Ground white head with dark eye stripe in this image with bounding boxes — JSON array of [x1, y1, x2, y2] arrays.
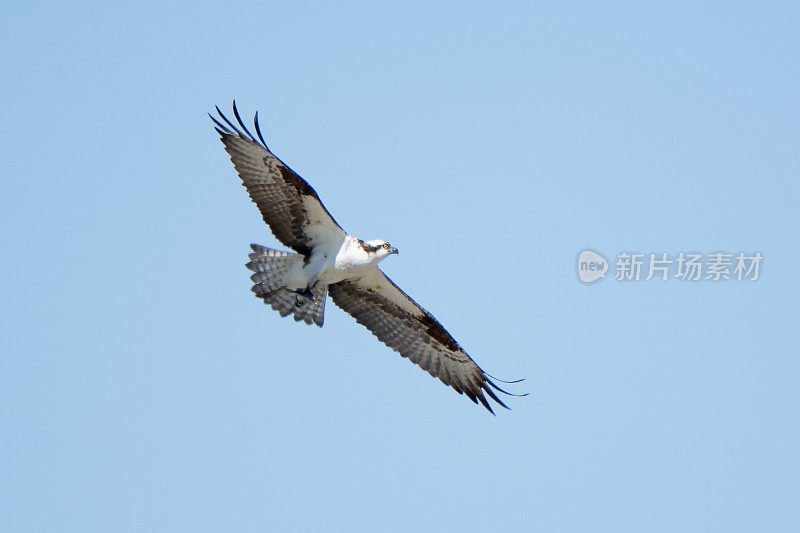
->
[[359, 239, 399, 261]]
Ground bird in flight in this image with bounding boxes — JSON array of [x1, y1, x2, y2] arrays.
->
[[211, 102, 525, 413]]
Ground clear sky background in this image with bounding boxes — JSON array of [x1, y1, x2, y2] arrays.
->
[[2, 2, 798, 531]]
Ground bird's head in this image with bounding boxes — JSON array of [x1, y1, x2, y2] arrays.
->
[[360, 239, 399, 262]]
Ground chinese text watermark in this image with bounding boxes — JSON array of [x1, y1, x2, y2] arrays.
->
[[578, 250, 762, 283]]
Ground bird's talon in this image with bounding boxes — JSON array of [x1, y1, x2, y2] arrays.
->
[[294, 284, 316, 305]]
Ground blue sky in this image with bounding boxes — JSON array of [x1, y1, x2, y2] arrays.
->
[[2, 1, 798, 531]]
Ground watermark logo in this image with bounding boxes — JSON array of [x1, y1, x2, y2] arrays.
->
[[577, 250, 609, 283], [577, 250, 763, 283]]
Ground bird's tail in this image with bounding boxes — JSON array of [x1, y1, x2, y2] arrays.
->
[[245, 244, 327, 327]]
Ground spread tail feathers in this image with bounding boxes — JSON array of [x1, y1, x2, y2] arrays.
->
[[245, 244, 327, 327]]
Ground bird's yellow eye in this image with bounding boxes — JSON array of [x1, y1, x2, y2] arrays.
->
[[383, 243, 390, 249]]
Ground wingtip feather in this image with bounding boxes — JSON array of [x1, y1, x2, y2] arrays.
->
[[485, 372, 526, 384], [483, 386, 511, 411], [232, 100, 259, 143], [216, 104, 244, 137], [253, 111, 270, 150], [486, 377, 529, 398], [477, 393, 496, 415]]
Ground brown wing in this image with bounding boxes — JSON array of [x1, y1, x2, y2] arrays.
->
[[211, 102, 345, 257], [328, 269, 524, 414]]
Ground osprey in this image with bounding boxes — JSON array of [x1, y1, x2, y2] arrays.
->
[[211, 102, 524, 414]]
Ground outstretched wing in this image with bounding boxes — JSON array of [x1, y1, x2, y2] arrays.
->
[[328, 270, 524, 414], [211, 101, 346, 257]]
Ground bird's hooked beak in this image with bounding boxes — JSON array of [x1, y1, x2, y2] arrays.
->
[[389, 246, 399, 255]]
